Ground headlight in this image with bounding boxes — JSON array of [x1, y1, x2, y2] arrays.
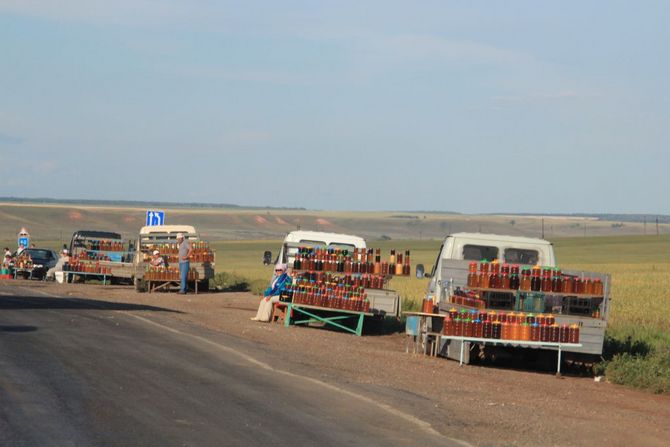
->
[[34, 264, 43, 268]]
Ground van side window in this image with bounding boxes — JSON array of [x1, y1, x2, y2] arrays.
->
[[462, 245, 499, 261], [505, 248, 539, 265]]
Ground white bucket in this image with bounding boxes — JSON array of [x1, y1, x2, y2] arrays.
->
[[55, 271, 65, 284]]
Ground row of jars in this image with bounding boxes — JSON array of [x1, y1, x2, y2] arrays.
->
[[443, 317, 580, 344], [79, 251, 111, 261], [83, 240, 126, 252], [468, 262, 604, 296], [447, 307, 557, 325], [292, 247, 411, 276], [144, 266, 199, 281], [296, 272, 386, 290], [288, 285, 371, 312], [63, 262, 111, 274]]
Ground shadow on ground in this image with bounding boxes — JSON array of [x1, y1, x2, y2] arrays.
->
[[0, 295, 182, 313]]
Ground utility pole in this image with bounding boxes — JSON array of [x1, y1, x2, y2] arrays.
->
[[541, 217, 545, 239]]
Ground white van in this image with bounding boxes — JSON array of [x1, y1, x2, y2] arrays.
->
[[421, 232, 609, 360], [275, 230, 399, 318]]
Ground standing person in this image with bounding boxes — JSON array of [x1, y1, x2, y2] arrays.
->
[[176, 233, 192, 294], [251, 264, 291, 322], [46, 249, 70, 280]]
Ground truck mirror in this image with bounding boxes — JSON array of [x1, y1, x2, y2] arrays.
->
[[416, 264, 425, 279], [263, 250, 272, 265]]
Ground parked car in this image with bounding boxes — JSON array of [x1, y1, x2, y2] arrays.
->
[[16, 248, 59, 279]]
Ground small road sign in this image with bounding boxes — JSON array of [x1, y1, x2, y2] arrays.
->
[[146, 210, 165, 226]]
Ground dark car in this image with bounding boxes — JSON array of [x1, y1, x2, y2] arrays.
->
[[15, 248, 59, 280]]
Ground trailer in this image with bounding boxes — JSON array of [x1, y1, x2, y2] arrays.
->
[[133, 225, 215, 292], [68, 230, 135, 283]]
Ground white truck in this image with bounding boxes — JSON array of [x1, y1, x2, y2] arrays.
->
[[133, 225, 215, 292], [420, 232, 610, 363], [274, 230, 401, 318]]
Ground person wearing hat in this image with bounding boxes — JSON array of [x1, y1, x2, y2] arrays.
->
[[150, 249, 165, 267], [176, 233, 192, 294], [251, 263, 291, 322]]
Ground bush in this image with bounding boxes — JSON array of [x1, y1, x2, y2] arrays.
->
[[597, 327, 670, 394], [209, 272, 269, 295], [209, 272, 250, 292]]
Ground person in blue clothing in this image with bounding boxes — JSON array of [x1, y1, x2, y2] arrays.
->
[[251, 263, 291, 322]]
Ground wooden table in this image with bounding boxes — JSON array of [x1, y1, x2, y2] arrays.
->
[[285, 303, 373, 336], [440, 335, 582, 374]]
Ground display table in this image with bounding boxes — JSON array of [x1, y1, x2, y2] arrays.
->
[[440, 335, 582, 374], [66, 271, 109, 285], [284, 303, 373, 336], [403, 311, 444, 354], [147, 279, 198, 295], [13, 268, 36, 280]]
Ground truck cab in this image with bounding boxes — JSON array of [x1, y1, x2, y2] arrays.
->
[[426, 232, 556, 302]]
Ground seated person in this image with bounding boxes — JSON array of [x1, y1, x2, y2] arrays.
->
[[251, 263, 291, 322], [150, 250, 165, 267]]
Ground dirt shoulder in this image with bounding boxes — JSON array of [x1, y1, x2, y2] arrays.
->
[[3, 279, 669, 446]]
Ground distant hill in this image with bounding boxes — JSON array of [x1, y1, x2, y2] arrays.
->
[[0, 197, 306, 211], [1, 200, 668, 243]]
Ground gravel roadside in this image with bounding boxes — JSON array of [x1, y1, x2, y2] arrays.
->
[[3, 280, 669, 446]]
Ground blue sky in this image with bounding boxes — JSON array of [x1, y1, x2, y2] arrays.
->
[[0, 1, 668, 213]]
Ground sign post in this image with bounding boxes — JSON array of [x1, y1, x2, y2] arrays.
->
[[17, 227, 30, 249], [145, 210, 165, 227]]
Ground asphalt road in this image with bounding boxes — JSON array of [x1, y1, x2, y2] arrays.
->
[[0, 285, 463, 447]]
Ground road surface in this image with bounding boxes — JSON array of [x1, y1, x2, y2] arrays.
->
[[0, 285, 463, 446]]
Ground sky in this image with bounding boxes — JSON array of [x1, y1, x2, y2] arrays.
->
[[0, 1, 668, 213]]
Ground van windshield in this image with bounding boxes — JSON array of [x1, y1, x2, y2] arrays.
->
[[462, 244, 499, 261], [504, 248, 539, 265]]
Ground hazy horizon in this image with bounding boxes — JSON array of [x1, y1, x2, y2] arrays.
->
[[1, 1, 668, 214]]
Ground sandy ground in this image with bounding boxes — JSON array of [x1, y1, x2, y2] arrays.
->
[[2, 279, 669, 446]]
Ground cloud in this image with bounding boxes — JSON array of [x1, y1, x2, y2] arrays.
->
[[366, 33, 533, 66], [172, 66, 308, 85], [0, 0, 195, 27], [0, 132, 23, 145], [36, 160, 59, 174], [492, 90, 584, 103]]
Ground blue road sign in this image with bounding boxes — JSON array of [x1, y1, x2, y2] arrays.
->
[[18, 236, 29, 248], [145, 210, 165, 226]]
